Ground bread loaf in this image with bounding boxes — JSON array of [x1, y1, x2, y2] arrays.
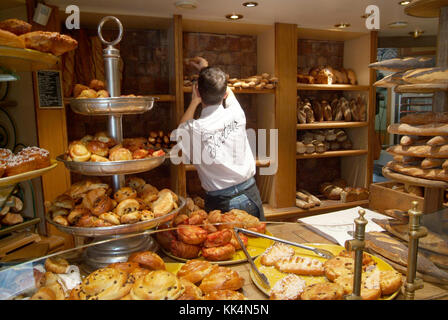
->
[[402, 67, 448, 84], [296, 141, 306, 154], [0, 29, 24, 48], [346, 69, 357, 85], [311, 100, 324, 122], [299, 189, 321, 206], [323, 101, 332, 121], [387, 144, 448, 158], [0, 19, 32, 36], [392, 155, 422, 165]]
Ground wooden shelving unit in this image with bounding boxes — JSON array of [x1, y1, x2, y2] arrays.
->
[[296, 149, 368, 159], [297, 121, 368, 130], [183, 86, 275, 95], [0, 46, 60, 72], [296, 84, 370, 91], [263, 199, 369, 220]]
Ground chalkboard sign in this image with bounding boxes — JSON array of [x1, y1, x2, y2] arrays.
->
[[36, 70, 63, 109]]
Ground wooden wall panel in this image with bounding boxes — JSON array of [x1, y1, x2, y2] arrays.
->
[[26, 0, 73, 248], [273, 23, 297, 208], [169, 15, 186, 197]]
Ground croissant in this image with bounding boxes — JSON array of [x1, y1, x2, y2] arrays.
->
[[199, 266, 244, 293], [128, 270, 185, 300]]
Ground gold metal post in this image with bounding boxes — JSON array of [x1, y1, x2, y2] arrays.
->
[[344, 209, 368, 300], [404, 201, 427, 300]]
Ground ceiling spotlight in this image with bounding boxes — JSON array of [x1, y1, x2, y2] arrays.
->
[[410, 30, 424, 38], [226, 13, 244, 20], [398, 1, 411, 5], [243, 2, 258, 7], [175, 0, 198, 9], [388, 21, 408, 28], [334, 23, 351, 29]]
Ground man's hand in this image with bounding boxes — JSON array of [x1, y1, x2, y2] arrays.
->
[[179, 83, 201, 125], [191, 83, 202, 106], [189, 56, 209, 72]]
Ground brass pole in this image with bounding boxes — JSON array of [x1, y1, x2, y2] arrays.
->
[[345, 209, 368, 300], [404, 201, 427, 300]]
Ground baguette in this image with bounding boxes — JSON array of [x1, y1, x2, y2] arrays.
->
[[295, 198, 314, 209], [400, 112, 448, 125], [295, 191, 309, 202], [368, 57, 435, 72], [388, 123, 448, 136], [427, 136, 448, 146], [299, 189, 321, 206], [386, 161, 448, 182], [421, 158, 444, 169], [392, 155, 422, 165], [402, 67, 448, 84], [387, 144, 448, 158]]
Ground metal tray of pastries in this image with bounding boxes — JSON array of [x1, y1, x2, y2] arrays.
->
[[46, 196, 185, 237], [56, 154, 166, 176], [69, 96, 157, 116]]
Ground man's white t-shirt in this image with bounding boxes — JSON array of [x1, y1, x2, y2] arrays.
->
[[176, 94, 256, 192]]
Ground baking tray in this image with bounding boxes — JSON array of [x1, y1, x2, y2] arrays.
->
[[46, 196, 185, 237], [68, 96, 157, 116], [0, 160, 58, 187], [56, 154, 166, 176], [250, 243, 401, 300]]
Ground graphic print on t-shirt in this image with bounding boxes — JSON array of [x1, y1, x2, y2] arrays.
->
[[203, 119, 239, 160]]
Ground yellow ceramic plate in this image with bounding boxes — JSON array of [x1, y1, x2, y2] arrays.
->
[[162, 231, 274, 265], [0, 160, 58, 187], [250, 243, 401, 300]]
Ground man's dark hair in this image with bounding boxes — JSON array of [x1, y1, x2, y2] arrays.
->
[[197, 67, 227, 106]]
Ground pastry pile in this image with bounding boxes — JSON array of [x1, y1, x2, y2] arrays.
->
[[47, 177, 179, 227], [184, 73, 278, 91], [157, 208, 266, 261], [0, 147, 51, 178], [0, 193, 24, 227], [0, 18, 77, 55], [296, 129, 353, 155], [262, 245, 402, 300], [297, 95, 367, 124], [31, 252, 246, 300], [65, 131, 169, 163], [297, 66, 357, 85]]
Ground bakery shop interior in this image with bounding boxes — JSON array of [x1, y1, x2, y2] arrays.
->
[[0, 0, 447, 302]]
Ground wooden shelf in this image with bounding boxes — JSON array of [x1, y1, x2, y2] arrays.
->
[[297, 83, 370, 91], [0, 46, 60, 72], [185, 159, 271, 171], [183, 86, 275, 94], [264, 199, 369, 220], [297, 121, 368, 130], [296, 149, 368, 159], [0, 218, 40, 237]]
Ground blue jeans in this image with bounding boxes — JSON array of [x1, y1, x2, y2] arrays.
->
[[204, 177, 265, 221]]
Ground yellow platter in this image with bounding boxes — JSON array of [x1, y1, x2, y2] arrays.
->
[[161, 231, 274, 265], [0, 160, 58, 187], [250, 243, 401, 300], [165, 262, 185, 275]]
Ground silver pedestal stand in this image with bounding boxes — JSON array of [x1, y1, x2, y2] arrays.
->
[[53, 16, 181, 272]]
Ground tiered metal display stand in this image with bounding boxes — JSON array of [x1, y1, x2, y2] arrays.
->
[[50, 16, 184, 272], [382, 0, 448, 234]]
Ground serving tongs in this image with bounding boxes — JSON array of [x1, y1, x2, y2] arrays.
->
[[233, 228, 270, 289], [234, 227, 335, 259]]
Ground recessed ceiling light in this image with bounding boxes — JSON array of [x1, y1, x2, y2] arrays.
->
[[410, 30, 424, 38], [175, 0, 198, 9], [388, 21, 408, 28], [243, 1, 258, 7], [226, 13, 244, 20], [334, 23, 350, 29], [398, 1, 411, 5]]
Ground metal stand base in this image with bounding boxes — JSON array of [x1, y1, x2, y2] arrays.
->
[[81, 234, 159, 273]]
